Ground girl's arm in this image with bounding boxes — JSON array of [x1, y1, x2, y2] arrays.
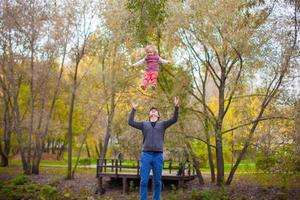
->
[[159, 57, 170, 64], [131, 58, 145, 67]]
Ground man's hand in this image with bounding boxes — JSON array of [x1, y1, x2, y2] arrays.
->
[[174, 96, 179, 107], [129, 101, 139, 109]]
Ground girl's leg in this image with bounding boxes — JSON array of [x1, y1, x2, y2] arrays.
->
[[142, 72, 151, 90], [150, 72, 158, 89]]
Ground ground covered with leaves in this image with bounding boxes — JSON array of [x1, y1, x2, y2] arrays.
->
[[0, 166, 299, 200]]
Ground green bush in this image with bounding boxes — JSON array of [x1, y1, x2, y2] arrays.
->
[[294, 159, 300, 171], [256, 156, 276, 172], [201, 189, 220, 200], [129, 180, 138, 192], [166, 185, 184, 200], [0, 179, 60, 200], [48, 178, 61, 187], [61, 187, 73, 200], [188, 188, 201, 200], [1, 187, 13, 198], [12, 174, 28, 186], [276, 191, 289, 200], [40, 185, 58, 199], [100, 197, 113, 200], [0, 184, 24, 200], [256, 146, 300, 173], [236, 196, 248, 200], [130, 193, 139, 200], [24, 183, 39, 194], [78, 187, 93, 199], [200, 188, 229, 200], [0, 181, 3, 189]]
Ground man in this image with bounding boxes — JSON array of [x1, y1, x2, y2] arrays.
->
[[128, 97, 179, 200]]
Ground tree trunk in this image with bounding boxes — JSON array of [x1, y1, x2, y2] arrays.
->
[[215, 71, 226, 186], [32, 44, 67, 174], [186, 142, 204, 185], [215, 126, 224, 185], [0, 97, 12, 167], [86, 142, 91, 158], [66, 58, 80, 179], [226, 105, 268, 184], [46, 139, 51, 153], [54, 140, 59, 154], [51, 139, 56, 154], [202, 69, 215, 183], [32, 155, 41, 174], [0, 155, 8, 167], [71, 108, 102, 178], [295, 100, 300, 155], [99, 114, 113, 163], [32, 136, 45, 175], [202, 90, 215, 182], [12, 78, 31, 174], [67, 86, 76, 179], [57, 142, 66, 160], [95, 142, 101, 157], [99, 94, 115, 165], [27, 36, 35, 175], [206, 132, 215, 183], [31, 135, 43, 175]]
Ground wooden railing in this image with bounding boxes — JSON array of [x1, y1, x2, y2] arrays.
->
[[96, 159, 195, 177]]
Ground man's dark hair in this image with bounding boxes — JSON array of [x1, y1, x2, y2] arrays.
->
[[149, 107, 159, 112], [149, 107, 160, 120], [149, 107, 160, 113]]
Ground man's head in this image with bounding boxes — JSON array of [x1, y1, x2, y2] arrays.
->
[[149, 107, 160, 122]]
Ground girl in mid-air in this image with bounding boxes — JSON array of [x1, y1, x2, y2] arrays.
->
[[131, 45, 171, 90]]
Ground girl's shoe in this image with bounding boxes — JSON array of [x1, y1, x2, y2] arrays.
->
[[141, 85, 146, 90]]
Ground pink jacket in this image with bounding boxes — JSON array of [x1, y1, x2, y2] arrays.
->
[[132, 55, 169, 72]]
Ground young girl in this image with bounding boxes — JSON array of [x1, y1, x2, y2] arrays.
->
[[131, 45, 171, 90]]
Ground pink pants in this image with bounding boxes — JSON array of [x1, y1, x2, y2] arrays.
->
[[142, 71, 158, 88]]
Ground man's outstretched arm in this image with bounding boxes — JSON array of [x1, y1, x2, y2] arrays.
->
[[128, 101, 143, 130], [163, 97, 180, 129]]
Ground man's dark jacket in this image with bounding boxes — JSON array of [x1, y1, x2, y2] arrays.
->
[[128, 106, 179, 152]]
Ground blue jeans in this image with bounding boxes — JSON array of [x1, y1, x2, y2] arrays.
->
[[140, 152, 163, 200]]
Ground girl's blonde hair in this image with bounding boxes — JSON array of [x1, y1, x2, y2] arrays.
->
[[145, 45, 158, 55]]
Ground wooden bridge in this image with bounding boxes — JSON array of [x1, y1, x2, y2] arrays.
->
[[96, 159, 196, 194]]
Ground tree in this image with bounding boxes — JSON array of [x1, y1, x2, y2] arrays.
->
[[64, 0, 100, 179], [173, 0, 298, 185], [127, 0, 168, 46]]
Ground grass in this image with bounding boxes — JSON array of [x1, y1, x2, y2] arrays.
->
[[0, 165, 96, 177], [235, 172, 300, 187], [8, 158, 257, 174], [1, 164, 298, 185], [10, 159, 67, 166]]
